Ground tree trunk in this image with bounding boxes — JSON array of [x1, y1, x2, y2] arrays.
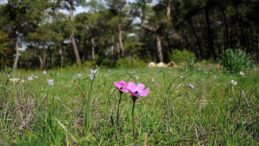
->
[[69, 3, 81, 65], [117, 43, 120, 55], [59, 47, 64, 68], [118, 24, 124, 56], [39, 50, 46, 69], [91, 38, 95, 60], [166, 0, 172, 19], [71, 33, 81, 65], [13, 36, 19, 71], [221, 9, 229, 49], [155, 33, 163, 62], [188, 19, 202, 59], [110, 36, 114, 55], [204, 7, 216, 59], [257, 35, 259, 63]]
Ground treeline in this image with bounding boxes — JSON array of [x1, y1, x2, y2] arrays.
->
[[0, 0, 258, 69]]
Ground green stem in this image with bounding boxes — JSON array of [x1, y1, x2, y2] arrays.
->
[[116, 93, 122, 126], [84, 71, 97, 135], [132, 98, 136, 143]]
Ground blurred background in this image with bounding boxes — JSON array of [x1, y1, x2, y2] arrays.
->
[[0, 0, 258, 70]]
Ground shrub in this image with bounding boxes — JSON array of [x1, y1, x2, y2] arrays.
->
[[83, 60, 96, 68], [116, 57, 146, 68], [99, 57, 117, 68], [219, 49, 253, 73], [170, 49, 196, 64]]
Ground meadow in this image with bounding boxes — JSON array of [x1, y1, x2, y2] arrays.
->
[[0, 65, 258, 146]]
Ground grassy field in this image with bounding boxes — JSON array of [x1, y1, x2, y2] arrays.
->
[[0, 65, 258, 145]]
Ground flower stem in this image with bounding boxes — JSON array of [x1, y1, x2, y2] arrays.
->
[[132, 98, 136, 143], [116, 93, 122, 126]]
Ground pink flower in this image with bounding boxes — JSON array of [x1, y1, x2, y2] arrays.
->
[[127, 82, 149, 100], [114, 80, 128, 93]]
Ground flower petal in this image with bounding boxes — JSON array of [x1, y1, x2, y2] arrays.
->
[[114, 81, 119, 87], [127, 82, 136, 92], [119, 80, 127, 86], [140, 88, 149, 97], [136, 83, 145, 91]]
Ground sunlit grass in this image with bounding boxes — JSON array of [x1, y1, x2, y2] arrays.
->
[[0, 65, 258, 145]]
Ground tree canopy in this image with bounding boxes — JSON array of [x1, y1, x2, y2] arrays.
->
[[0, 0, 258, 69]]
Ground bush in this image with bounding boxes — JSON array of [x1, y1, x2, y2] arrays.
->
[[219, 49, 253, 73], [116, 57, 146, 68], [170, 49, 196, 64], [83, 60, 96, 68], [99, 57, 117, 68]]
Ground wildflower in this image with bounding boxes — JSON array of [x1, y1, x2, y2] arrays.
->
[[43, 70, 47, 74], [90, 68, 98, 75], [188, 83, 194, 89], [9, 78, 25, 83], [114, 80, 128, 93], [114, 80, 128, 127], [127, 82, 150, 101], [74, 73, 83, 79], [230, 80, 237, 86], [28, 76, 34, 81], [77, 73, 82, 78], [89, 68, 98, 80], [9, 78, 20, 83], [240, 71, 245, 76], [151, 77, 155, 82], [127, 81, 149, 142], [47, 79, 54, 86]]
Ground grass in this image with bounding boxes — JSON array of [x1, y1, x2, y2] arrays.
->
[[0, 65, 258, 145]]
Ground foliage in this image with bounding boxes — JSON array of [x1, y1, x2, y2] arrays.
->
[[0, 30, 13, 68], [116, 57, 146, 68], [83, 60, 96, 68], [0, 0, 259, 68], [219, 49, 253, 73], [170, 49, 196, 64]]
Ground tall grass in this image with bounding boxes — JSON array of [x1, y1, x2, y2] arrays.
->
[[0, 66, 258, 145]]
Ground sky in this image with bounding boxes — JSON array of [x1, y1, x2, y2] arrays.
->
[[0, 0, 143, 15]]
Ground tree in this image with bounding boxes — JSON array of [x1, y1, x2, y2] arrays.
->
[[0, 0, 50, 70], [55, 0, 89, 65]]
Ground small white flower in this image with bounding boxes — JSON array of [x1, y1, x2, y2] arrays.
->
[[239, 71, 245, 76], [230, 80, 237, 86], [90, 69, 98, 75], [188, 83, 194, 89], [47, 79, 54, 86], [9, 78, 24, 83], [28, 76, 34, 81], [77, 73, 82, 78], [89, 74, 94, 80], [43, 70, 47, 74], [89, 68, 98, 80], [9, 78, 20, 82]]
